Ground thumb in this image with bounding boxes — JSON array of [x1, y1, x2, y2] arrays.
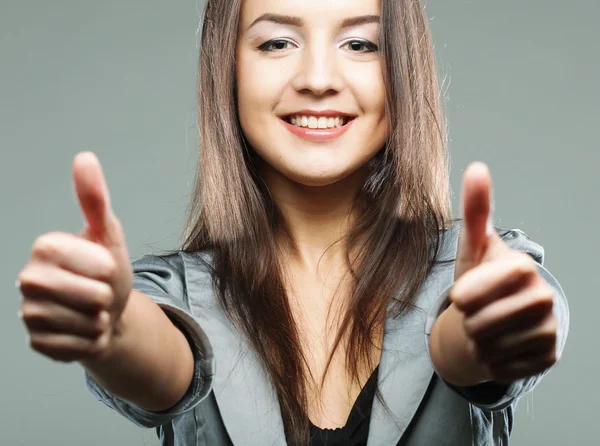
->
[[72, 152, 126, 254], [454, 162, 495, 281]]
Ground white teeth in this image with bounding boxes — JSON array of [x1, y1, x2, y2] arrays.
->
[[287, 115, 349, 129]]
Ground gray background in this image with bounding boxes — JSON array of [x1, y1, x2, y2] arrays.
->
[[1, 0, 596, 444]]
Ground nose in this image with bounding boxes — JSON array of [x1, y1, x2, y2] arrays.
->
[[291, 41, 343, 96]]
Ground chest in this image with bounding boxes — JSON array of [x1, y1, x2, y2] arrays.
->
[[284, 269, 382, 429]]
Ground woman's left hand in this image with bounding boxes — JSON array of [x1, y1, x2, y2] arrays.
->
[[448, 162, 558, 384]]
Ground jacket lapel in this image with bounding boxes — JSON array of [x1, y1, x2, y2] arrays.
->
[[367, 225, 458, 446], [183, 253, 287, 446]]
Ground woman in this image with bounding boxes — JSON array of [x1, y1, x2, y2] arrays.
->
[[17, 0, 569, 444]]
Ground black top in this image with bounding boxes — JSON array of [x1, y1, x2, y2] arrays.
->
[[309, 365, 379, 446]]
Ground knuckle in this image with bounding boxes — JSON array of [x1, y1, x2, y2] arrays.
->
[[98, 257, 118, 282], [524, 287, 554, 313], [16, 269, 26, 288], [32, 233, 63, 260], [21, 303, 46, 322], [536, 286, 555, 305], [89, 333, 110, 357], [28, 334, 44, 351], [91, 317, 108, 336], [511, 253, 536, 276], [542, 316, 558, 336], [17, 269, 38, 290], [91, 283, 115, 310], [448, 284, 465, 306], [91, 326, 105, 338], [16, 271, 30, 291]]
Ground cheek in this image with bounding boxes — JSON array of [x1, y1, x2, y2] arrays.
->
[[346, 65, 387, 119], [236, 52, 266, 127], [236, 58, 262, 128], [236, 53, 287, 123]]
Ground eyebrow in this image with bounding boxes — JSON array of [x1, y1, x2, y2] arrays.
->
[[247, 14, 380, 31]]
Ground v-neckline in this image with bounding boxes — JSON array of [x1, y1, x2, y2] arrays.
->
[[309, 364, 380, 432]]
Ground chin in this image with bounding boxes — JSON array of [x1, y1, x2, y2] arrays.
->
[[289, 175, 345, 188], [282, 164, 364, 188], [253, 144, 376, 189]]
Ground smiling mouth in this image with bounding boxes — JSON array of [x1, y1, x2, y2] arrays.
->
[[281, 115, 355, 129]]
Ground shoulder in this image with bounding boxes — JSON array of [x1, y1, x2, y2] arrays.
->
[[132, 250, 215, 275], [130, 250, 215, 303], [495, 227, 544, 264], [438, 222, 544, 265]]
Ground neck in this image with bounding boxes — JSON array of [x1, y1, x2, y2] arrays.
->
[[261, 162, 367, 273]]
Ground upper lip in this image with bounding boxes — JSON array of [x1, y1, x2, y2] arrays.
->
[[279, 109, 357, 118]]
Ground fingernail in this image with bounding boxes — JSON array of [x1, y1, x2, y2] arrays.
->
[[15, 279, 20, 289], [17, 310, 23, 319]]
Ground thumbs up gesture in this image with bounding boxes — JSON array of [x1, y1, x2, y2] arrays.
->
[[445, 162, 558, 384], [17, 152, 133, 362]]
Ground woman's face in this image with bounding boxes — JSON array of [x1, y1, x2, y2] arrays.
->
[[236, 0, 388, 188]]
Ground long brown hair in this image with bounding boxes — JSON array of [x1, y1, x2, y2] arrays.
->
[[161, 0, 455, 444]]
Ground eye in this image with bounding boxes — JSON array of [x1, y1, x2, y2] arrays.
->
[[342, 39, 379, 53], [258, 39, 296, 52]]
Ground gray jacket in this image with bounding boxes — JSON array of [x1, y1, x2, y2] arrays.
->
[[84, 224, 569, 445]]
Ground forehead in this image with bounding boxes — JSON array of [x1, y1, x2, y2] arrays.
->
[[239, 0, 381, 27]]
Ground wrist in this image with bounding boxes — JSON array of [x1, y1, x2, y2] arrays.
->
[[430, 303, 490, 387]]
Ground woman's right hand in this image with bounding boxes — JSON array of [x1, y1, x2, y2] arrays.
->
[[17, 152, 134, 363]]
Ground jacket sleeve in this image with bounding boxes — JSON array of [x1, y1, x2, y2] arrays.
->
[[425, 228, 570, 411], [83, 253, 215, 427]]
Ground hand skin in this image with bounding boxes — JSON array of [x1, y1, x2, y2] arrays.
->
[[18, 151, 195, 413], [429, 162, 558, 389], [429, 302, 491, 387], [429, 267, 557, 388]]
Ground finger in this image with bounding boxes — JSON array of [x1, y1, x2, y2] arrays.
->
[[21, 298, 110, 339], [463, 284, 554, 341], [470, 314, 557, 363], [450, 253, 538, 314], [455, 162, 493, 280], [71, 152, 132, 300], [488, 349, 557, 383], [30, 232, 117, 282], [28, 330, 111, 363], [18, 263, 114, 314], [72, 152, 124, 251]]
